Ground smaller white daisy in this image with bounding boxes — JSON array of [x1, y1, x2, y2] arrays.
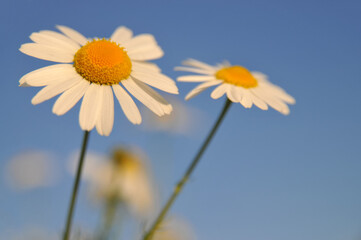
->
[[19, 26, 178, 136], [175, 59, 295, 115]]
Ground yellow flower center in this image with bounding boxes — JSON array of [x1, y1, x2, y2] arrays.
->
[[112, 149, 141, 174], [215, 66, 258, 88], [73, 39, 132, 85]]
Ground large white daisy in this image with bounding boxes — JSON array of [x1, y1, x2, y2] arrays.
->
[[176, 59, 295, 115], [19, 26, 178, 136]]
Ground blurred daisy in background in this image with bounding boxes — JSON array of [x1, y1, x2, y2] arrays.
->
[[4, 150, 59, 191], [68, 147, 155, 219], [176, 59, 295, 115], [141, 97, 205, 136], [19, 25, 178, 136], [151, 217, 196, 240]]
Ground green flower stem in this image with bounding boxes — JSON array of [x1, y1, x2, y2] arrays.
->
[[143, 99, 232, 240], [63, 130, 90, 240]]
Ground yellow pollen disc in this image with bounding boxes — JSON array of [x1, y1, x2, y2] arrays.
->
[[215, 66, 258, 88], [112, 150, 141, 174], [73, 39, 132, 85]]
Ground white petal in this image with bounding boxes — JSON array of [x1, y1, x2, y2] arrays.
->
[[133, 79, 172, 114], [185, 80, 222, 100], [220, 60, 231, 67], [19, 82, 31, 87], [128, 46, 164, 60], [31, 75, 81, 105], [38, 30, 80, 47], [181, 59, 216, 71], [262, 82, 296, 104], [123, 34, 157, 49], [132, 61, 161, 73], [95, 85, 114, 136], [131, 71, 178, 94], [174, 66, 215, 75], [251, 71, 269, 83], [56, 25, 88, 46], [122, 78, 171, 116], [52, 79, 90, 115], [110, 26, 133, 45], [177, 75, 215, 82], [239, 89, 253, 108], [19, 43, 74, 63], [250, 93, 268, 110], [79, 84, 102, 131], [211, 84, 228, 99], [20, 64, 76, 87], [229, 86, 242, 102], [30, 31, 80, 53], [225, 83, 242, 102], [252, 88, 290, 115], [112, 84, 142, 124], [252, 71, 295, 104]]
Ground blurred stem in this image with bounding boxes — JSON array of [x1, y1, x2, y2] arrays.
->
[[98, 195, 119, 240], [142, 99, 232, 240], [63, 131, 90, 240]]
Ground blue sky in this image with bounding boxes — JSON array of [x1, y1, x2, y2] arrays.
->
[[1, 0, 361, 239]]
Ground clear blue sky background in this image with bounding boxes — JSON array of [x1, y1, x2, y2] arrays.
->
[[1, 0, 361, 239]]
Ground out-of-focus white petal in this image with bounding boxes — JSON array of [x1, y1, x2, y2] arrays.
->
[[177, 75, 215, 82], [250, 93, 268, 110], [210, 84, 228, 99], [175, 66, 215, 75], [239, 89, 253, 108], [112, 84, 142, 124], [181, 58, 215, 71], [252, 87, 290, 115], [226, 85, 242, 102], [251, 71, 269, 82], [261, 82, 296, 104], [185, 80, 222, 101]]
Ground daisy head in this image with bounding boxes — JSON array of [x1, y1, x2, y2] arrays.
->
[[79, 148, 154, 218], [19, 26, 178, 136], [175, 59, 295, 115]]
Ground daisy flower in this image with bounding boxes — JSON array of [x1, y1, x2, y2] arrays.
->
[[19, 26, 178, 136], [175, 59, 295, 115], [69, 148, 154, 218]]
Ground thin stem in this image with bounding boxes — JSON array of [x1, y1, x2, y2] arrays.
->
[[63, 131, 90, 240], [143, 99, 232, 240]]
